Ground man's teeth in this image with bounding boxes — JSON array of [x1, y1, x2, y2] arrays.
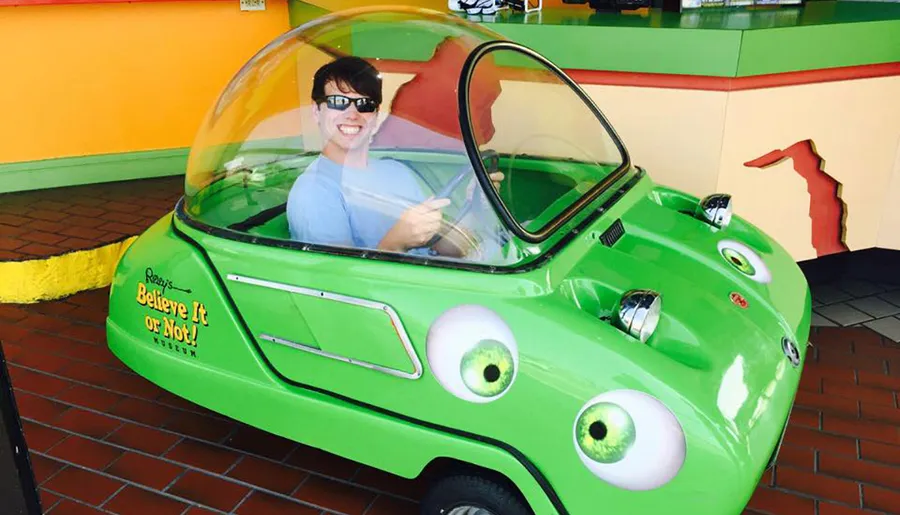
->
[[339, 125, 360, 135]]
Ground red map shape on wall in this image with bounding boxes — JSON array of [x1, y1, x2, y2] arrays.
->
[[744, 140, 849, 257], [372, 36, 503, 151]]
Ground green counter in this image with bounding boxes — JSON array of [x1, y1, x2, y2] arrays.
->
[[289, 1, 900, 77]]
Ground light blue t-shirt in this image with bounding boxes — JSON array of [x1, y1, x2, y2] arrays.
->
[[286, 155, 429, 253], [286, 154, 512, 261]]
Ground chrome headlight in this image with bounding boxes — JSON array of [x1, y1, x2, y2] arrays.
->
[[616, 290, 662, 343], [696, 194, 732, 228]]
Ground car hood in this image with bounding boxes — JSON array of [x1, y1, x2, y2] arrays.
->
[[554, 185, 811, 447]]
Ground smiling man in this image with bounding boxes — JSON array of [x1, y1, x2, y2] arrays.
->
[[286, 56, 502, 259]]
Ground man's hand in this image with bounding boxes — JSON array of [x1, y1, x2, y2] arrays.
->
[[466, 172, 505, 201], [490, 171, 505, 191], [378, 197, 451, 252]]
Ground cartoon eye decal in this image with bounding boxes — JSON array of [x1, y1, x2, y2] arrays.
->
[[426, 305, 518, 403], [460, 339, 515, 397], [574, 390, 685, 491], [575, 402, 636, 464], [722, 247, 755, 276], [717, 240, 771, 284]]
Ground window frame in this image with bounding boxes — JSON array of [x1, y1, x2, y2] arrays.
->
[[457, 40, 632, 244]]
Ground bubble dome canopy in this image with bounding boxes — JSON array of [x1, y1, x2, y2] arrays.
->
[[180, 6, 632, 269]]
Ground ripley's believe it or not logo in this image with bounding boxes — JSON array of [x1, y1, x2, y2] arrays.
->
[[135, 268, 208, 359]]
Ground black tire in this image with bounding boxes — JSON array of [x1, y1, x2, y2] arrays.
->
[[420, 474, 533, 515]]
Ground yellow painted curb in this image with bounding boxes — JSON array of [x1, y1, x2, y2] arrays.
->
[[0, 237, 137, 304]]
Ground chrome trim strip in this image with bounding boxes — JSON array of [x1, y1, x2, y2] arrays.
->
[[226, 274, 423, 380], [259, 333, 420, 380]]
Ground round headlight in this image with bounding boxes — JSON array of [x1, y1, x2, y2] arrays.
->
[[697, 194, 732, 228], [616, 290, 662, 343]]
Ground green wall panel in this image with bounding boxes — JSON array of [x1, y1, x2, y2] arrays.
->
[[737, 19, 900, 77], [0, 148, 189, 194], [349, 21, 464, 62], [289, 1, 900, 78], [490, 24, 742, 76], [288, 0, 329, 29]]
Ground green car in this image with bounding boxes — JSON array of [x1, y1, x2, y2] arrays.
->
[[106, 7, 811, 515]]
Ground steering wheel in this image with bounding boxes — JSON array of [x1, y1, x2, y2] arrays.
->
[[418, 163, 477, 250], [415, 150, 501, 251]]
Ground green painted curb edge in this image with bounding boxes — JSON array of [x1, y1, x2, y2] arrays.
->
[[0, 148, 189, 194]]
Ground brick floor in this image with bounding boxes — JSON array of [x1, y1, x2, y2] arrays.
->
[[0, 177, 182, 261], [1, 288, 426, 515], [0, 287, 897, 514]]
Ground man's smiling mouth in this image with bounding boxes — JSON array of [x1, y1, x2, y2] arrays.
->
[[338, 124, 361, 136]]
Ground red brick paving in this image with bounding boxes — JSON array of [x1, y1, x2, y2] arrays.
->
[[1, 288, 427, 515], [0, 177, 182, 261], [0, 289, 898, 514]]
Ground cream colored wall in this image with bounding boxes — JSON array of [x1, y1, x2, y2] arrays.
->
[[582, 84, 728, 197], [717, 76, 900, 261], [877, 137, 900, 250], [484, 81, 624, 165]]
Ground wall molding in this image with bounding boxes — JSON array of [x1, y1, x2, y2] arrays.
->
[[0, 147, 189, 194]]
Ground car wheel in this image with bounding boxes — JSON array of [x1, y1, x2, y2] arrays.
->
[[420, 474, 533, 515]]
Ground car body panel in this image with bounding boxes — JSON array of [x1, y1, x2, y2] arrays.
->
[[108, 163, 810, 514], [108, 214, 561, 515]]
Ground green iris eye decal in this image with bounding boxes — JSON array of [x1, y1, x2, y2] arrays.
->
[[717, 239, 772, 284], [575, 402, 636, 463], [574, 390, 686, 491], [722, 248, 756, 276], [427, 305, 519, 403], [460, 339, 515, 398]]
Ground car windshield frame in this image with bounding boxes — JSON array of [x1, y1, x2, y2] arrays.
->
[[457, 40, 633, 244]]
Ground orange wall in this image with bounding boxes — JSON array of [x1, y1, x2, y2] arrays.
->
[[0, 0, 290, 164]]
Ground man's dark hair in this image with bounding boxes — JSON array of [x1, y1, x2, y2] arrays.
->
[[311, 56, 382, 107]]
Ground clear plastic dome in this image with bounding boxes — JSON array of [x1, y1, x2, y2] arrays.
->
[[182, 6, 630, 268]]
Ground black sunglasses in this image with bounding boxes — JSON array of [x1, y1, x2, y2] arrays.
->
[[319, 95, 379, 113]]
